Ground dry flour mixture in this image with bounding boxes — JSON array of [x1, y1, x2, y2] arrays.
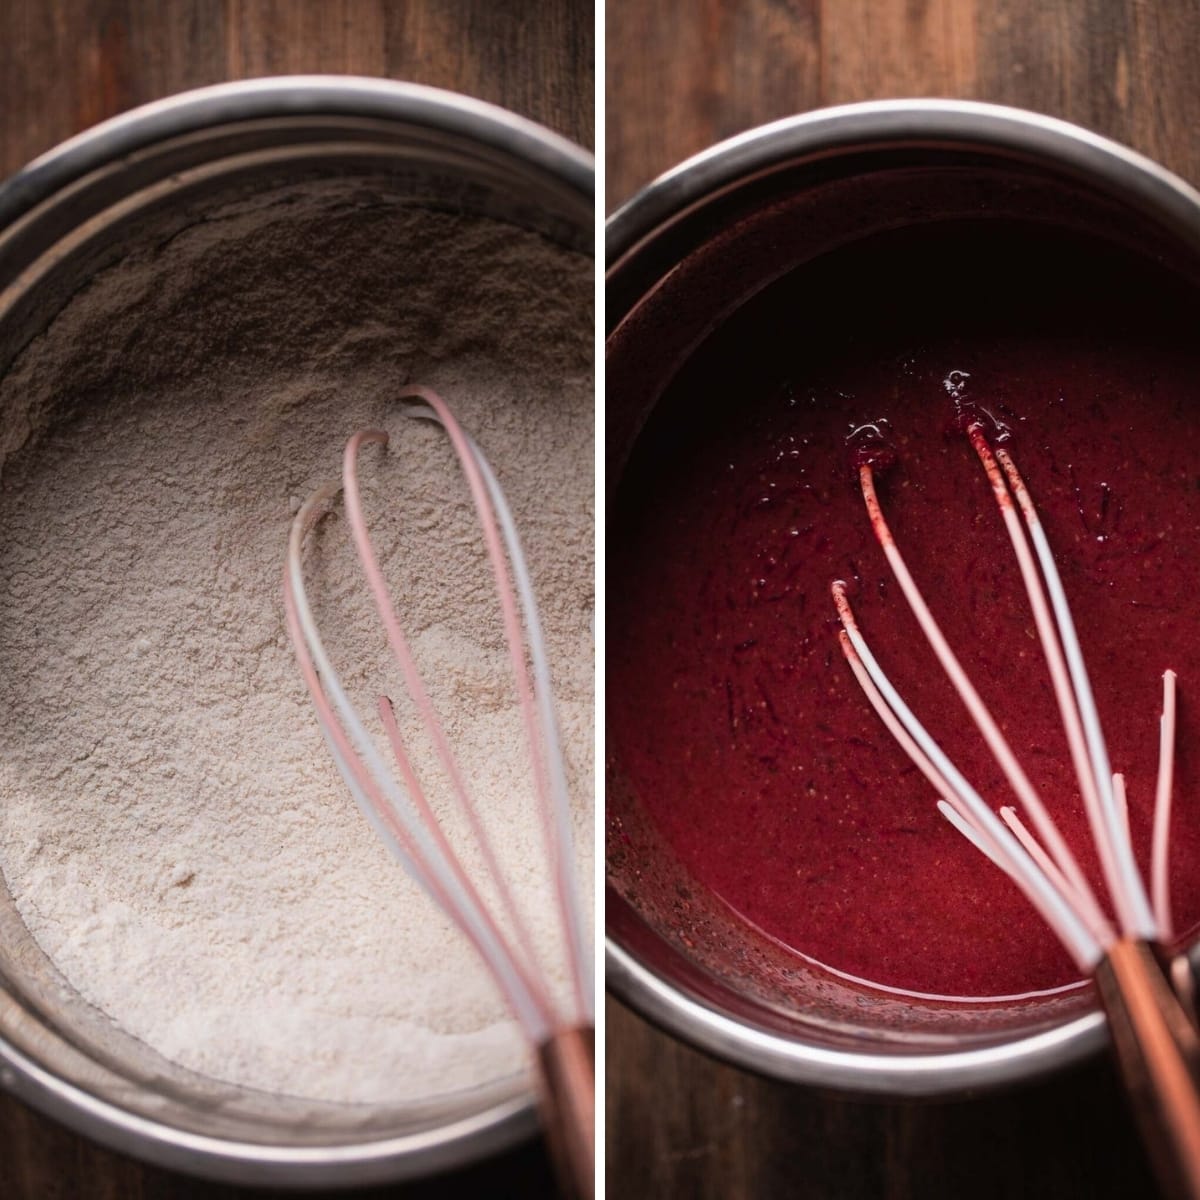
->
[[0, 184, 593, 1104]]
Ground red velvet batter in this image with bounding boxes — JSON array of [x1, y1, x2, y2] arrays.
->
[[609, 223, 1200, 999]]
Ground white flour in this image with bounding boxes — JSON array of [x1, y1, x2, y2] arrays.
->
[[0, 186, 593, 1104]]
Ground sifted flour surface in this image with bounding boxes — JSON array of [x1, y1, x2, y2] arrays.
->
[[0, 184, 593, 1104]]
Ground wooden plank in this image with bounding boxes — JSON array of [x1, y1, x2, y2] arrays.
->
[[224, 0, 389, 80], [819, 0, 978, 102], [0, 0, 592, 181], [606, 0, 1200, 208], [0, 1, 227, 178], [0, 1086, 557, 1200], [606, 0, 821, 211], [606, 995, 1157, 1198]]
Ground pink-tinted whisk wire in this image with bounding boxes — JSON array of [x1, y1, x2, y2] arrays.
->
[[283, 490, 552, 1039], [838, 623, 1103, 957], [856, 460, 1114, 944], [1153, 669, 1178, 938], [341, 428, 557, 1025], [395, 385, 589, 1017], [832, 582, 1104, 968], [833, 424, 1179, 975], [990, 439, 1157, 939]]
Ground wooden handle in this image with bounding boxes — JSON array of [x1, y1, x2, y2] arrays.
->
[[536, 1025, 595, 1200], [1095, 939, 1200, 1199]]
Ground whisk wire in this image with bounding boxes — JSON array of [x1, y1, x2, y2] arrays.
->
[[966, 428, 1119, 931], [451, 415, 594, 1014], [394, 385, 589, 1017], [284, 494, 552, 1039], [937, 800, 1015, 879], [998, 805, 1091, 926], [838, 628, 1014, 876], [833, 583, 1103, 968], [285, 389, 589, 1046], [341, 427, 557, 1026], [835, 418, 1200, 1200], [1154, 669, 1179, 939], [285, 388, 593, 1198], [838, 622, 1092, 935], [835, 426, 1178, 965], [858, 459, 1117, 940], [991, 441, 1158, 939], [1114, 773, 1132, 848]]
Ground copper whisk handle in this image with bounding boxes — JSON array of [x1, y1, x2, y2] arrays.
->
[[1096, 939, 1200, 1200], [536, 1025, 595, 1200]]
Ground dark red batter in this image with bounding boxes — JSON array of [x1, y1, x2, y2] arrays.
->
[[609, 223, 1200, 999]]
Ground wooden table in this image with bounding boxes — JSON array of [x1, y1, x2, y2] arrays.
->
[[0, 3, 590, 1197], [606, 1, 1200, 1197]]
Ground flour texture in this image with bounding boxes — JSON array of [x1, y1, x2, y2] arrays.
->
[[0, 187, 593, 1104]]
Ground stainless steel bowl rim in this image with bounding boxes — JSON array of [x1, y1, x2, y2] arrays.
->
[[0, 75, 590, 1187], [0, 74, 593, 229], [607, 97, 1200, 272], [605, 98, 1200, 1097], [0, 1032, 536, 1187]]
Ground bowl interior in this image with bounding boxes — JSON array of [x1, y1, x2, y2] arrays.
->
[[0, 101, 591, 1182], [606, 151, 1200, 1086]]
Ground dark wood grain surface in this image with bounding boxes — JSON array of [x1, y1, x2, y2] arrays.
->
[[606, 1, 1200, 1197], [606, 0, 1200, 210], [0, 0, 593, 179], [0, 2, 591, 1197]]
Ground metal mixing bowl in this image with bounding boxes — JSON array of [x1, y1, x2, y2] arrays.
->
[[606, 99, 1200, 1097], [0, 76, 591, 1187]]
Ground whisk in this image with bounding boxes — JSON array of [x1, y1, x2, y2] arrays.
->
[[832, 412, 1200, 1199], [282, 385, 593, 1197]]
